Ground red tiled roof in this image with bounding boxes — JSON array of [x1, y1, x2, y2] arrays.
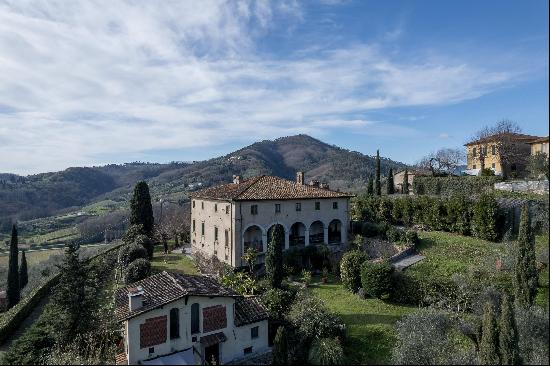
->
[[189, 175, 353, 201], [464, 132, 542, 146], [115, 272, 239, 321], [115, 353, 127, 365], [527, 136, 549, 144], [234, 296, 269, 326]]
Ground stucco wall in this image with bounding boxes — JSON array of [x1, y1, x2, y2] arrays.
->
[[125, 295, 269, 364]]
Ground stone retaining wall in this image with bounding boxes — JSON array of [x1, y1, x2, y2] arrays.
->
[[494, 180, 549, 195]]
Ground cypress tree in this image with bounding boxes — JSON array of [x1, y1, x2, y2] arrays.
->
[[130, 181, 155, 238], [403, 169, 410, 194], [367, 176, 374, 195], [19, 250, 28, 290], [266, 225, 284, 289], [386, 168, 395, 195], [272, 326, 288, 365], [479, 302, 500, 365], [375, 150, 381, 196], [7, 224, 20, 309], [499, 294, 520, 365], [514, 203, 538, 306]]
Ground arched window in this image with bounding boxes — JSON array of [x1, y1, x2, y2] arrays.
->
[[170, 308, 179, 339], [191, 303, 200, 334]]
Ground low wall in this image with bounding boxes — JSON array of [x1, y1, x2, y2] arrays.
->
[[494, 180, 549, 195]]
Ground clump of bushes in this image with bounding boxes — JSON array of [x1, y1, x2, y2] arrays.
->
[[124, 258, 151, 284], [340, 250, 369, 293], [412, 176, 501, 196], [360, 261, 394, 299], [308, 337, 345, 365]]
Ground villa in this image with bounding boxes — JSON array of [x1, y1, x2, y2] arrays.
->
[[189, 173, 354, 267]]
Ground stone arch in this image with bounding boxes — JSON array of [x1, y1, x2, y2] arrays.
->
[[328, 219, 342, 244], [243, 224, 264, 253], [309, 220, 325, 245], [289, 222, 306, 247]]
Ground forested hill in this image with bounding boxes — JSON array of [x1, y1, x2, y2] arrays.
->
[[0, 134, 407, 230]]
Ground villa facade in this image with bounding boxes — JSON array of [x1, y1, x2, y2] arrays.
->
[[189, 173, 353, 267]]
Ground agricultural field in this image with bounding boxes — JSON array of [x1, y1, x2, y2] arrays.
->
[[311, 280, 415, 364]]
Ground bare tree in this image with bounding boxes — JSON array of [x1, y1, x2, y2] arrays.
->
[[469, 120, 531, 179], [154, 202, 190, 250], [417, 148, 466, 176]]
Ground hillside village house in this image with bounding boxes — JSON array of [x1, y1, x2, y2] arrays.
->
[[529, 136, 549, 157], [115, 272, 269, 365], [464, 132, 545, 176], [393, 170, 429, 194], [189, 173, 353, 267]]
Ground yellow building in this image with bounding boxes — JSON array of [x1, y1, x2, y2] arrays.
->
[[528, 136, 549, 157], [464, 133, 542, 176]]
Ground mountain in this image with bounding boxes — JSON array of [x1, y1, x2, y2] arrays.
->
[[0, 134, 406, 231]]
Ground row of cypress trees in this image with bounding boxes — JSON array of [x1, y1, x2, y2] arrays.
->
[[6, 224, 28, 310], [367, 149, 408, 196]]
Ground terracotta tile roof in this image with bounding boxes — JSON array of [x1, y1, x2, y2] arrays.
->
[[527, 136, 549, 144], [464, 132, 542, 146], [115, 272, 239, 321], [189, 175, 353, 201], [115, 353, 127, 365], [234, 296, 269, 327], [200, 332, 227, 347]]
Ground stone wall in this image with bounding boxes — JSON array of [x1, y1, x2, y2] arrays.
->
[[494, 180, 549, 195]]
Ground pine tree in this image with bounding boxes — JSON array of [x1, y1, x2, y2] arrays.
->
[[375, 149, 381, 196], [52, 243, 96, 344], [7, 224, 20, 309], [514, 203, 538, 306], [499, 294, 520, 365], [479, 302, 500, 365], [19, 250, 28, 290], [130, 181, 155, 238], [266, 225, 284, 289], [403, 169, 410, 194], [367, 176, 374, 195], [272, 326, 288, 365], [386, 168, 395, 195]]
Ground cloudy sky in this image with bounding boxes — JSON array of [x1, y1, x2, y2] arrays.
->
[[0, 0, 548, 175]]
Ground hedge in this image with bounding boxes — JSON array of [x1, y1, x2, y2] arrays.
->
[[0, 242, 123, 346], [413, 176, 502, 196]]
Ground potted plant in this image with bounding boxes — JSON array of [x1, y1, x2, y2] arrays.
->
[[321, 267, 329, 283]]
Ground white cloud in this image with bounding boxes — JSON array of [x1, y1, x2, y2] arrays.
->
[[0, 0, 526, 174]]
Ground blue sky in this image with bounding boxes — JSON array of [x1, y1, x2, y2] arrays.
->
[[0, 0, 548, 175]]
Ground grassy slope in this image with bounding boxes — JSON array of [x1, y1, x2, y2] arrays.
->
[[150, 246, 199, 275], [311, 281, 415, 365]]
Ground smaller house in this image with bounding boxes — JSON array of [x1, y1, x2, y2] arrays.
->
[[115, 272, 269, 365], [393, 170, 428, 194], [528, 136, 549, 157]]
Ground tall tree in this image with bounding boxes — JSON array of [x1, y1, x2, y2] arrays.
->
[[514, 203, 538, 306], [403, 169, 410, 194], [7, 224, 20, 309], [386, 168, 395, 195], [375, 149, 381, 196], [266, 225, 284, 289], [367, 176, 374, 195], [499, 294, 520, 365], [272, 326, 288, 365], [52, 243, 97, 344], [130, 181, 154, 238], [479, 302, 500, 365], [19, 250, 28, 290]]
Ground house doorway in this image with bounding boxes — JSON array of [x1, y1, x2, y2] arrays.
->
[[204, 343, 219, 365]]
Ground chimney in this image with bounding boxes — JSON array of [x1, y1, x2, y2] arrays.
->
[[309, 180, 320, 187], [128, 286, 144, 311], [320, 182, 330, 190], [296, 171, 305, 185], [233, 175, 241, 184]]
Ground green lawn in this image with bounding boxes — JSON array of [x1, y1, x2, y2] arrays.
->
[[151, 246, 199, 275], [311, 280, 416, 365]]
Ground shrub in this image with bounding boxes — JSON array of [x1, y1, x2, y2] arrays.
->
[[471, 194, 500, 241], [272, 326, 289, 365], [516, 305, 549, 364], [134, 234, 154, 260], [124, 258, 151, 284], [261, 288, 295, 321], [446, 194, 472, 235], [301, 269, 312, 287], [308, 337, 345, 365], [220, 270, 258, 295], [360, 261, 394, 298], [403, 230, 419, 245], [361, 222, 382, 238], [340, 250, 369, 293], [287, 293, 345, 341], [385, 226, 402, 243], [117, 243, 148, 268], [412, 176, 501, 196]]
